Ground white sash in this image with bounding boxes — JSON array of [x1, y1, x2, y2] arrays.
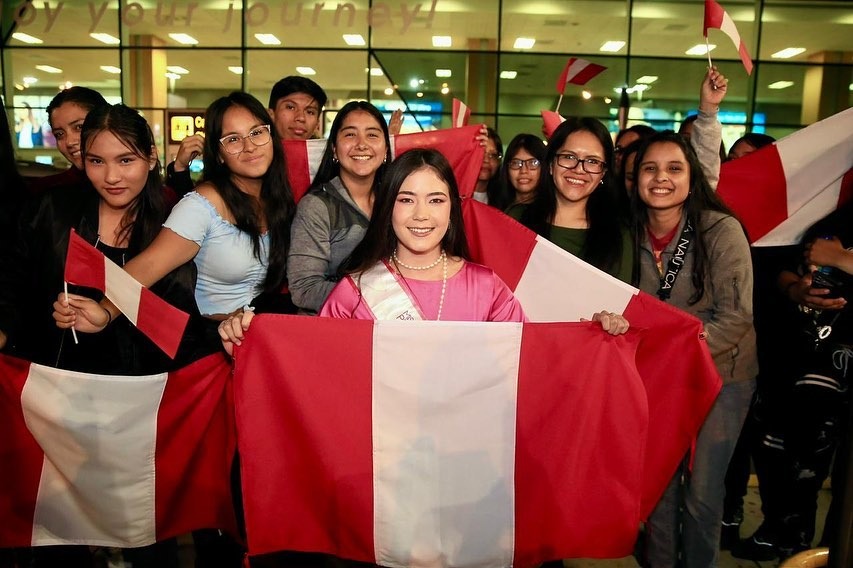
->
[[357, 261, 426, 321]]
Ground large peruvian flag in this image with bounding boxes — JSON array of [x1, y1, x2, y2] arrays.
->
[[0, 353, 237, 548], [461, 199, 721, 517], [717, 107, 853, 246], [284, 126, 485, 202], [235, 316, 649, 565]]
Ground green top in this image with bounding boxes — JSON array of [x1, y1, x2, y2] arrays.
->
[[507, 204, 635, 284]]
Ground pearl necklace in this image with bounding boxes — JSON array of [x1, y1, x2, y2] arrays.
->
[[391, 249, 448, 321], [391, 249, 445, 270]]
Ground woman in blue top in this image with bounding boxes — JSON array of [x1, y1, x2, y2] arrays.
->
[[54, 92, 295, 332]]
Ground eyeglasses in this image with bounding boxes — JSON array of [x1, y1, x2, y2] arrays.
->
[[508, 158, 541, 170], [219, 124, 272, 155], [555, 153, 606, 174], [485, 152, 503, 162]]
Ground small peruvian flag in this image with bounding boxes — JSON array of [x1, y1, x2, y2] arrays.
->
[[704, 0, 754, 75], [555, 58, 607, 93], [64, 230, 190, 358], [452, 98, 471, 128]]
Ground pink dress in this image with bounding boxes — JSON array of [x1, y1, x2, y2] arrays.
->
[[319, 261, 526, 322]]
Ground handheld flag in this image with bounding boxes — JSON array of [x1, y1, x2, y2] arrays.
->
[[555, 58, 607, 93], [64, 230, 190, 358], [452, 98, 471, 128], [541, 110, 566, 139], [704, 0, 753, 75]]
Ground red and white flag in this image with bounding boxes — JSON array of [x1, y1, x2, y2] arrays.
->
[[0, 353, 237, 548], [704, 0, 753, 75], [717, 106, 853, 246], [452, 98, 471, 128], [64, 230, 190, 358], [235, 316, 649, 564], [461, 198, 722, 516], [284, 126, 485, 202], [555, 58, 607, 93]]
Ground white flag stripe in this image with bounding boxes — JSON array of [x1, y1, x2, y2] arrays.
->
[[22, 364, 167, 546], [720, 13, 742, 44], [753, 177, 842, 246], [306, 138, 327, 185], [566, 59, 588, 82], [104, 260, 143, 325], [515, 236, 637, 321], [372, 321, 521, 568], [778, 107, 853, 215]]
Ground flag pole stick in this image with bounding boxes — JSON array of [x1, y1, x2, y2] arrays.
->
[[705, 36, 713, 70], [555, 93, 564, 114], [64, 281, 79, 344]]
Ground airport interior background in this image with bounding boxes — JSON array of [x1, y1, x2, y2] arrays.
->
[[2, 0, 851, 173]]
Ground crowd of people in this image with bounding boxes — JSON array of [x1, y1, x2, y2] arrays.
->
[[0, 65, 849, 568]]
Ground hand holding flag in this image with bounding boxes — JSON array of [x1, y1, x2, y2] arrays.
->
[[704, 0, 753, 74]]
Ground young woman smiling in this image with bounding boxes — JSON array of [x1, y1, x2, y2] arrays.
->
[[287, 100, 392, 314], [501, 133, 547, 214], [632, 131, 757, 568]]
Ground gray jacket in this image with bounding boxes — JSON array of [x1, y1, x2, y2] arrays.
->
[[638, 210, 758, 384], [690, 108, 722, 191], [287, 177, 370, 313]]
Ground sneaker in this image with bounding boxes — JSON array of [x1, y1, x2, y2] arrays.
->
[[731, 533, 779, 561], [720, 521, 740, 551]]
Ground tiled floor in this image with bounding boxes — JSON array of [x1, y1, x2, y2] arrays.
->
[[563, 486, 833, 568]]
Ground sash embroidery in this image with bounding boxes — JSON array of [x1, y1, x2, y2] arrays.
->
[[657, 220, 694, 301], [357, 260, 426, 320]]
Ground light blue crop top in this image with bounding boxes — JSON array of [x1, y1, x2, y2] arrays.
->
[[163, 191, 269, 316]]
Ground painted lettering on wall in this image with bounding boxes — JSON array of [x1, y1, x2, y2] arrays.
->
[[7, 1, 440, 36]]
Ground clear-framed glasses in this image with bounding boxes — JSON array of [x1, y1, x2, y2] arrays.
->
[[219, 124, 272, 155], [508, 158, 541, 170], [555, 153, 606, 174], [484, 151, 503, 162]]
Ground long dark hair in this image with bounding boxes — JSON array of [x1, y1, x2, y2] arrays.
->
[[631, 131, 738, 304], [310, 100, 391, 191], [519, 117, 626, 273], [47, 86, 108, 129], [1, 97, 25, 197], [200, 92, 294, 293], [497, 133, 546, 209], [342, 148, 469, 277], [81, 104, 166, 254], [483, 127, 505, 208]]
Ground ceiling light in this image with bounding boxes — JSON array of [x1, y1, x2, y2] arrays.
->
[[169, 33, 198, 45], [343, 34, 366, 46], [513, 37, 535, 50], [636, 75, 658, 84], [599, 41, 625, 53], [768, 80, 794, 89], [15, 83, 25, 90], [90, 33, 120, 45], [166, 66, 189, 74], [432, 36, 452, 47], [165, 72, 182, 80], [22, 76, 38, 85], [35, 65, 63, 74], [500, 70, 518, 79], [384, 87, 394, 95], [435, 69, 452, 78], [849, 83, 853, 91], [254, 34, 281, 45], [100, 66, 122, 74], [12, 32, 43, 44], [771, 47, 806, 59], [228, 66, 244, 74], [582, 90, 592, 100], [296, 66, 316, 75], [614, 86, 634, 94], [441, 86, 450, 95], [409, 79, 420, 88], [632, 84, 649, 92], [604, 97, 612, 104], [416, 92, 424, 98], [370, 68, 384, 76], [685, 44, 715, 55]]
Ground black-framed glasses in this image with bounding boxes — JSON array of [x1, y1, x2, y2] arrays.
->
[[484, 151, 503, 162], [508, 158, 541, 170], [219, 124, 272, 155], [555, 153, 606, 174]]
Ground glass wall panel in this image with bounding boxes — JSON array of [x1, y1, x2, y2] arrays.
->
[[760, 1, 853, 61], [501, 0, 629, 55], [119, 1, 242, 48], [371, 0, 499, 51], [630, 0, 756, 63], [7, 1, 120, 47], [241, 0, 372, 49]]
